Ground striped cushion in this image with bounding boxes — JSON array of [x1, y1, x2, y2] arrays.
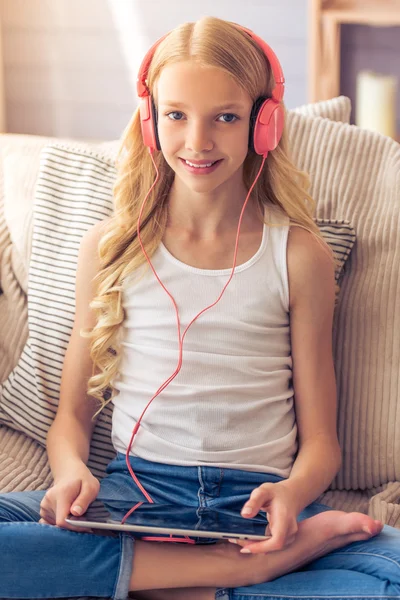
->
[[315, 219, 356, 286], [0, 144, 117, 478], [0, 143, 355, 480]]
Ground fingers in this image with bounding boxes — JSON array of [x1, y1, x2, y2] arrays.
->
[[56, 494, 78, 528], [39, 492, 56, 525], [39, 479, 99, 532], [240, 483, 274, 518], [236, 483, 300, 554], [265, 504, 298, 550], [55, 483, 99, 530], [40, 487, 72, 528], [70, 479, 100, 517], [232, 518, 298, 554], [38, 517, 93, 534]]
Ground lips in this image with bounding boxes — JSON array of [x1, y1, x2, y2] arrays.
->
[[178, 157, 223, 175], [181, 158, 220, 167]]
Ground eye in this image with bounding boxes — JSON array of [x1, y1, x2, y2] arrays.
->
[[218, 113, 238, 123], [166, 111, 184, 121]]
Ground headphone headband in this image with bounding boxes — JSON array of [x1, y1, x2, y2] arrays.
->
[[238, 26, 285, 103], [136, 32, 169, 98], [136, 25, 285, 102]]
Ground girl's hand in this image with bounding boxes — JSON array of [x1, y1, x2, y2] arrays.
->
[[230, 481, 299, 554], [39, 463, 100, 532]]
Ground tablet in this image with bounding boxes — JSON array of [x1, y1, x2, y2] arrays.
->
[[66, 499, 270, 542]]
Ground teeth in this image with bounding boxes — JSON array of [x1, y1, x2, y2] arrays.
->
[[185, 160, 215, 168]]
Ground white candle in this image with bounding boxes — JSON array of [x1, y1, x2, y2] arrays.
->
[[356, 70, 398, 139]]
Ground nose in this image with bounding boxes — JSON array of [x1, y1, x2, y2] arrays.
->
[[185, 119, 214, 154]]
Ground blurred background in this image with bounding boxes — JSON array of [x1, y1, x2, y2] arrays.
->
[[0, 0, 398, 141]]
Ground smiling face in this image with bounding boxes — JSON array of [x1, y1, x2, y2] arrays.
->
[[155, 60, 253, 197]]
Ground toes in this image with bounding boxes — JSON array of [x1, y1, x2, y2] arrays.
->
[[346, 513, 383, 536]]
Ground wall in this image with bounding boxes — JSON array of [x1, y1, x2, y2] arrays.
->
[[0, 0, 308, 140]]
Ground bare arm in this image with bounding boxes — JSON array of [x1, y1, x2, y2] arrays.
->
[[41, 220, 109, 526], [278, 226, 341, 512], [236, 226, 342, 553], [46, 220, 108, 477]]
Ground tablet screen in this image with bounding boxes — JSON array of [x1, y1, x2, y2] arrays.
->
[[67, 499, 269, 541]]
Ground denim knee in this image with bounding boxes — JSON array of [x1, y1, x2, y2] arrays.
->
[[0, 521, 134, 600], [0, 490, 45, 522]]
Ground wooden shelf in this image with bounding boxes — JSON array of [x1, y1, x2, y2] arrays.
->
[[324, 9, 400, 25], [309, 0, 400, 102], [320, 0, 400, 11]]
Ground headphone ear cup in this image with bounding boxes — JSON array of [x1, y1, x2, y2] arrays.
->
[[248, 97, 266, 153], [139, 95, 161, 152], [249, 97, 284, 156], [151, 97, 161, 151]]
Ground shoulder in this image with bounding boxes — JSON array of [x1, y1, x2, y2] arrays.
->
[[287, 225, 335, 310], [79, 217, 112, 254], [76, 218, 112, 288], [77, 218, 113, 271]]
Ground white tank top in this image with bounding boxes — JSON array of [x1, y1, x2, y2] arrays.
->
[[112, 206, 297, 476]]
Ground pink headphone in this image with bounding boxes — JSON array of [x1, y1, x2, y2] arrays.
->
[[136, 24, 285, 157]]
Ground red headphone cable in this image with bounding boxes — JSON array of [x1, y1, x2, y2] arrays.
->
[[121, 149, 267, 541]]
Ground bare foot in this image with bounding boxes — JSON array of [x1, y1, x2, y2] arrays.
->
[[250, 510, 383, 584]]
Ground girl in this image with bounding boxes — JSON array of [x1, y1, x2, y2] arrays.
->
[[1, 16, 400, 600]]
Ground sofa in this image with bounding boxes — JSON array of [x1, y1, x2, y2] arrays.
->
[[1, 95, 399, 535]]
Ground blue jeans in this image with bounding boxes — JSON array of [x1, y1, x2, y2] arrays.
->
[[1, 453, 400, 599]]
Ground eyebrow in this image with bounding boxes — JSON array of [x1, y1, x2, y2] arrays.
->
[[159, 101, 246, 111]]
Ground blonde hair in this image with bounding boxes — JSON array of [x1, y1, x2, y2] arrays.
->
[[85, 16, 332, 411]]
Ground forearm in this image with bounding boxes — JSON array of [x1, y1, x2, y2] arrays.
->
[[279, 435, 342, 514], [46, 413, 93, 481]]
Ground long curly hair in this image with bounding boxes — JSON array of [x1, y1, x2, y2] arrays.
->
[[85, 16, 331, 412]]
